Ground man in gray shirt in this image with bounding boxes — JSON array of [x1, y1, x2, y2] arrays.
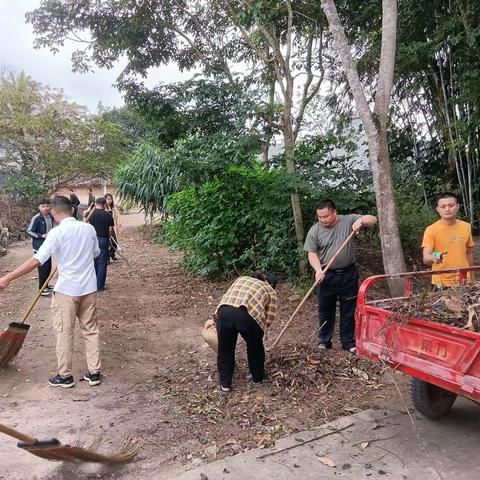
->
[[303, 199, 377, 354]]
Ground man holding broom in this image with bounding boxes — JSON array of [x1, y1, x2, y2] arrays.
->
[[304, 199, 377, 355], [0, 196, 102, 388]]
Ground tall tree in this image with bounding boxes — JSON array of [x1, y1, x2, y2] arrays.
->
[[321, 0, 407, 288], [0, 71, 126, 197], [27, 0, 327, 273]]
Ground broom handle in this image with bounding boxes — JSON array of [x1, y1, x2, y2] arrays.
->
[[85, 207, 96, 223], [0, 424, 37, 444], [269, 231, 356, 351], [20, 266, 57, 324]]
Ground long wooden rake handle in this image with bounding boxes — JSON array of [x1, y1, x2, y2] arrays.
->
[[20, 266, 57, 324], [269, 231, 356, 351], [85, 207, 96, 223], [0, 424, 37, 444]]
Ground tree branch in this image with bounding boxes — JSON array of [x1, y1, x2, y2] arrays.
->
[[294, 27, 325, 140]]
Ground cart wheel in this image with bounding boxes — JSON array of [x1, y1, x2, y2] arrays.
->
[[410, 378, 457, 419]]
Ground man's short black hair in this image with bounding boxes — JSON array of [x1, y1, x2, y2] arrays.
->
[[436, 192, 459, 205], [316, 199, 336, 211], [95, 196, 106, 206], [37, 198, 50, 206], [51, 196, 72, 214]]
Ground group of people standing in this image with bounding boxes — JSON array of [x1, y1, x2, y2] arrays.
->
[[208, 192, 475, 393], [0, 189, 121, 389], [0, 190, 474, 394]]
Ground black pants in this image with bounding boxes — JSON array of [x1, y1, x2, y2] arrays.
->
[[316, 263, 358, 350], [216, 305, 265, 388], [38, 257, 52, 289], [109, 232, 118, 259]]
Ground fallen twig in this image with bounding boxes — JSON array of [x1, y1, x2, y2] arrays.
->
[[256, 422, 354, 460]]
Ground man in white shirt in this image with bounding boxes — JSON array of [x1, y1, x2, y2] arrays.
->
[[0, 196, 102, 388]]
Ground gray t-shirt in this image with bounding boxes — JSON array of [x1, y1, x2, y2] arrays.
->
[[303, 214, 361, 269]]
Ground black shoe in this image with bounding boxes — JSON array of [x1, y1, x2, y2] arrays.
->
[[84, 371, 101, 386], [48, 374, 75, 389], [253, 375, 269, 384]]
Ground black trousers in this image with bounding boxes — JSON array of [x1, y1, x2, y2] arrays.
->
[[38, 257, 52, 289], [216, 305, 265, 388], [316, 263, 359, 350], [109, 232, 118, 259]]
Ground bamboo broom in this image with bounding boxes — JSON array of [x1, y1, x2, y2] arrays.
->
[[0, 424, 142, 464], [0, 267, 57, 366]]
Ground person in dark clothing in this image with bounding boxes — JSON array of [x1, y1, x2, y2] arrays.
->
[[27, 199, 55, 295], [87, 188, 96, 210], [105, 193, 120, 260], [88, 197, 114, 291], [303, 199, 377, 355], [204, 273, 278, 393], [69, 189, 80, 219]]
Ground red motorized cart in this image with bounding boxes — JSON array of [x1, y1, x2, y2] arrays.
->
[[356, 267, 480, 418]]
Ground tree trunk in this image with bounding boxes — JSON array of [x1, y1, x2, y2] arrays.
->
[[370, 127, 407, 285], [284, 123, 306, 275], [321, 0, 406, 295]]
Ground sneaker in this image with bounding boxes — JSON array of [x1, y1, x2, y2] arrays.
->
[[48, 374, 75, 388], [319, 343, 330, 351], [348, 347, 358, 356], [84, 371, 101, 386], [41, 289, 52, 296], [218, 385, 231, 394]]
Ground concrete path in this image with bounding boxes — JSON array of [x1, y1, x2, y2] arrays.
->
[[178, 397, 479, 480]]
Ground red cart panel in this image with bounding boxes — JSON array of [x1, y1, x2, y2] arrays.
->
[[356, 267, 480, 401]]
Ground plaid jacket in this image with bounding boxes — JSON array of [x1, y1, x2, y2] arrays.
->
[[214, 276, 277, 331]]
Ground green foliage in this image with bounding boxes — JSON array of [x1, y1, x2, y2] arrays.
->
[[115, 133, 259, 216], [396, 200, 437, 260], [163, 166, 301, 278], [115, 143, 181, 217], [4, 172, 48, 208], [0, 71, 127, 204], [119, 78, 263, 148]]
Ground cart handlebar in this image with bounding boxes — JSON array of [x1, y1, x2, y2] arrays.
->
[[357, 266, 480, 308]]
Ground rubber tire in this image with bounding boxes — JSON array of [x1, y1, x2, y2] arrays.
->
[[410, 377, 457, 419]]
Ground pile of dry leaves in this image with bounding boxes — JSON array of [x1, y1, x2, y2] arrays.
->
[[138, 342, 390, 462], [386, 281, 480, 331]]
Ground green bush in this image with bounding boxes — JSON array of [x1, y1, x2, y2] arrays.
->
[[163, 165, 303, 278]]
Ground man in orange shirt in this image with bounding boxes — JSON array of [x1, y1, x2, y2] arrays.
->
[[422, 192, 474, 289]]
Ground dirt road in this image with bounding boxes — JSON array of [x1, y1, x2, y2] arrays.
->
[[0, 213, 402, 479]]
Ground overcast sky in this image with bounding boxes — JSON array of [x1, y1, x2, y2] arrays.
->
[[0, 1, 191, 113]]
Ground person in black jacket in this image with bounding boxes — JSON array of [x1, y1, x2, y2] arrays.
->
[[88, 197, 114, 291], [27, 199, 54, 295], [69, 188, 81, 219]]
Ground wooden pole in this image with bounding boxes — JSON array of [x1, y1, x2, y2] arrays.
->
[[269, 231, 356, 351]]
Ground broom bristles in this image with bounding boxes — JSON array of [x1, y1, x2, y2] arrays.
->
[[0, 322, 30, 366], [20, 436, 143, 464]]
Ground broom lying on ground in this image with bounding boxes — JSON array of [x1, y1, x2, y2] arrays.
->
[[0, 424, 142, 464], [0, 267, 57, 367]]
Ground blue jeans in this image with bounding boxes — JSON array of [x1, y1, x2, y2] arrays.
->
[[94, 236, 109, 290]]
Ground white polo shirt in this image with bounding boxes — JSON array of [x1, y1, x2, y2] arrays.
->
[[34, 217, 100, 296]]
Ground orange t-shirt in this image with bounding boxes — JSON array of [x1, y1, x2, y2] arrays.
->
[[421, 220, 474, 286]]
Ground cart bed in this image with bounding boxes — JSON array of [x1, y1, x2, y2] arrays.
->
[[356, 267, 480, 402]]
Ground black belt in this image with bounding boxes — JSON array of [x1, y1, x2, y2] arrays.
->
[[328, 263, 355, 274]]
